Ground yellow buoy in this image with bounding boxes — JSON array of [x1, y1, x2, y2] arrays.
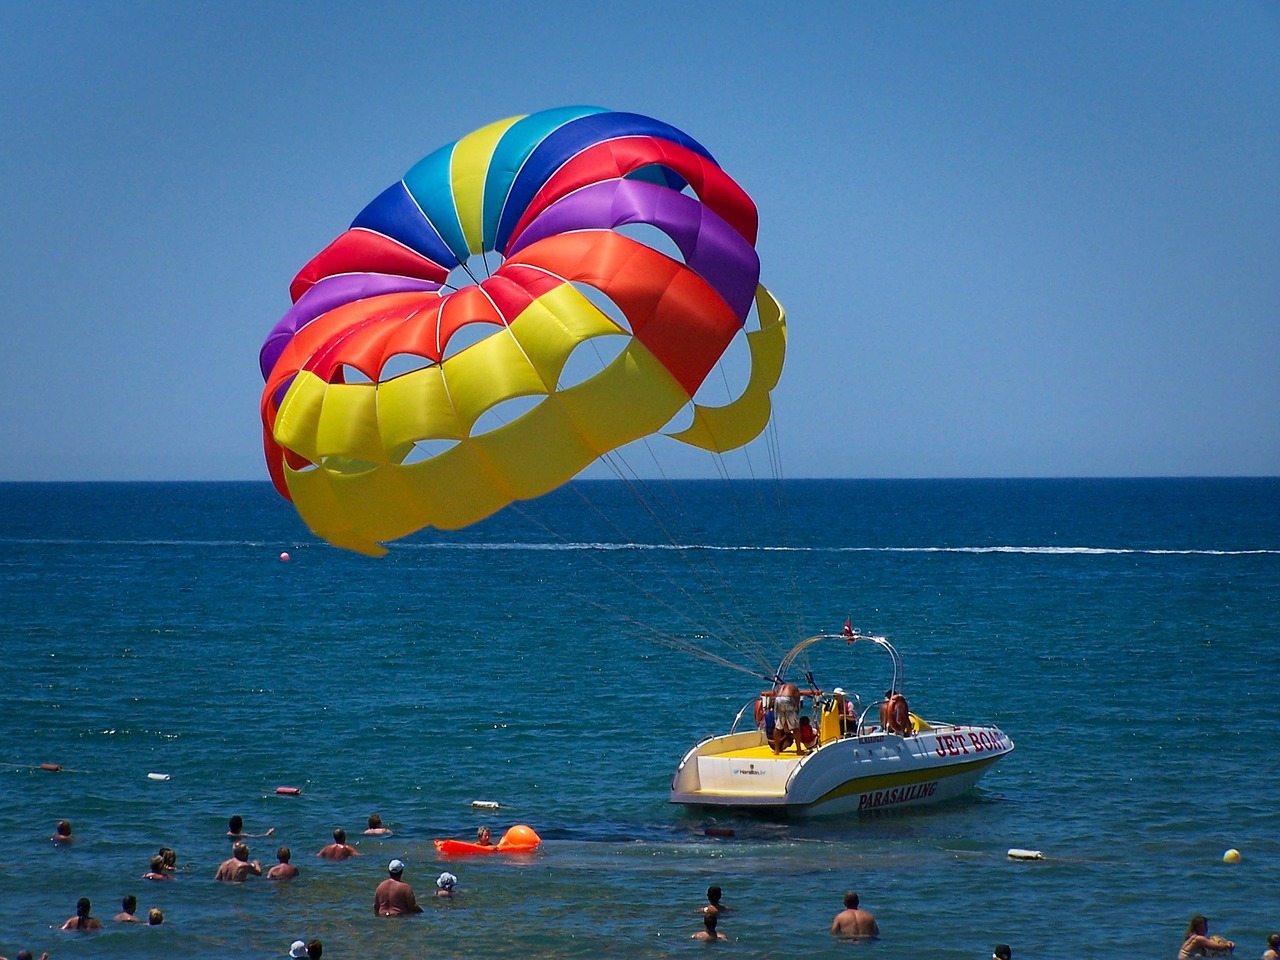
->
[[1222, 848, 1241, 863]]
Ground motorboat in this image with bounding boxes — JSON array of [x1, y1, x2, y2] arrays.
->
[[669, 631, 1013, 817]]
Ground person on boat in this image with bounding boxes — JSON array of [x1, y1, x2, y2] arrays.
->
[[374, 859, 423, 916], [832, 687, 856, 734], [798, 715, 818, 749], [142, 853, 172, 880], [769, 681, 821, 754], [215, 842, 263, 881], [112, 895, 141, 922], [435, 872, 458, 898], [61, 897, 102, 932], [1178, 914, 1234, 957], [317, 828, 361, 860], [880, 689, 912, 735], [691, 906, 729, 941], [227, 814, 274, 839], [701, 885, 730, 915], [364, 813, 392, 836], [268, 846, 299, 879], [476, 826, 494, 847], [1263, 933, 1280, 960], [830, 891, 879, 939], [50, 820, 74, 844]]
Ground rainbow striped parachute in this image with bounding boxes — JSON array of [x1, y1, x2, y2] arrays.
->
[[260, 107, 785, 555]]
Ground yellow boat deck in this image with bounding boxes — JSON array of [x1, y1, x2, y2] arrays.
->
[[707, 743, 808, 761]]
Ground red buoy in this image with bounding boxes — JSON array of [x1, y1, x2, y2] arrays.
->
[[39, 763, 62, 772], [275, 785, 302, 796]]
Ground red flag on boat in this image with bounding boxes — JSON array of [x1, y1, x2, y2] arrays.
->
[[843, 619, 854, 639]]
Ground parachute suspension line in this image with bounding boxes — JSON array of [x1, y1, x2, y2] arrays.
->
[[503, 496, 771, 680], [592, 442, 782, 680], [759, 414, 807, 649], [583, 453, 776, 681]]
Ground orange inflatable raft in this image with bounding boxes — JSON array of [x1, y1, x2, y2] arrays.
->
[[434, 824, 541, 856]]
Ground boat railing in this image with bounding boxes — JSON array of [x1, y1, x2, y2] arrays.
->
[[729, 698, 761, 736]]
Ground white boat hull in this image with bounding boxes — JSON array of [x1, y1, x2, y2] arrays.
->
[[670, 723, 1013, 818]]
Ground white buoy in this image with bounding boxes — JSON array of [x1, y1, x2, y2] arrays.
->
[[471, 800, 501, 810], [1007, 848, 1044, 860], [147, 772, 171, 781]]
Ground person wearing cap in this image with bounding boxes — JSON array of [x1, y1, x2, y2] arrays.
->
[[993, 945, 1012, 959], [289, 940, 308, 958], [435, 872, 458, 898], [374, 859, 423, 916], [833, 687, 856, 734]]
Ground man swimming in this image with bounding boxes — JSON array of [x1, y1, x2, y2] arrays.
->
[[316, 828, 361, 860], [215, 842, 262, 882]]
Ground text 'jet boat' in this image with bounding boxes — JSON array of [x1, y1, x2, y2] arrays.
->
[[670, 630, 1013, 817]]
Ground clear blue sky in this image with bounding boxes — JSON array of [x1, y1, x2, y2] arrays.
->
[[2, 1, 1276, 481]]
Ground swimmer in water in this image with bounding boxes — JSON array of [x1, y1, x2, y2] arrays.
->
[[316, 828, 361, 860], [226, 814, 273, 839], [61, 897, 102, 931], [215, 842, 262, 882], [364, 813, 392, 836], [267, 846, 299, 879]]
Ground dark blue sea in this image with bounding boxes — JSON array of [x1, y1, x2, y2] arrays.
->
[[2, 478, 1277, 959]]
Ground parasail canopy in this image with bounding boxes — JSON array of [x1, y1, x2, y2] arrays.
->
[[259, 107, 786, 555]]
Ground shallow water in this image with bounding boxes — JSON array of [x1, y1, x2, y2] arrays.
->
[[2, 479, 1277, 958]]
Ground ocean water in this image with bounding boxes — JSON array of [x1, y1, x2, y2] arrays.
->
[[1, 478, 1277, 959]]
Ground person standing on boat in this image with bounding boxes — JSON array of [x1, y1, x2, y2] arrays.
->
[[880, 689, 912, 735], [769, 681, 821, 754], [830, 891, 878, 939]]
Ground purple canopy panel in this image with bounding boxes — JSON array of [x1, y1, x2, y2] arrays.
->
[[507, 179, 760, 320], [259, 273, 442, 380]]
